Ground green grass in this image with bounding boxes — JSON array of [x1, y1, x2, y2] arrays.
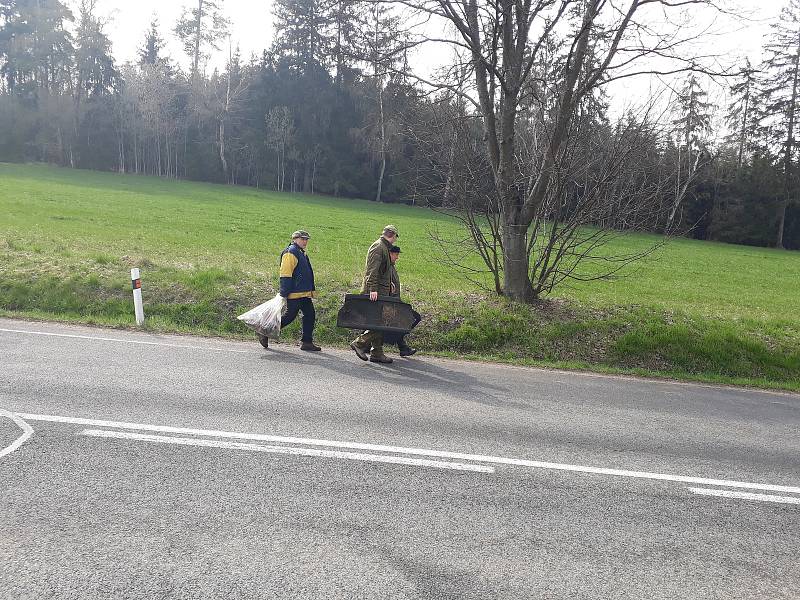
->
[[2, 163, 799, 391]]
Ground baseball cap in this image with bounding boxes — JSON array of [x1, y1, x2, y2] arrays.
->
[[383, 224, 399, 237], [291, 230, 311, 239]]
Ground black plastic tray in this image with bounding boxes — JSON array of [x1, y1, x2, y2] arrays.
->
[[336, 294, 421, 334]]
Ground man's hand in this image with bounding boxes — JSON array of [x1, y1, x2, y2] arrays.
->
[[370, 291, 378, 301]]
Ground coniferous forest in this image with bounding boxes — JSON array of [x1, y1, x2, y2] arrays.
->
[[1, 0, 799, 254]]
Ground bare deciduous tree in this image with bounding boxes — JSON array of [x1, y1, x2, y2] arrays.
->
[[355, 1, 408, 202], [414, 97, 688, 297], [265, 105, 295, 191], [395, 0, 730, 301], [213, 40, 248, 182]]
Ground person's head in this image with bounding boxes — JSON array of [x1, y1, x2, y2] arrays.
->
[[291, 230, 311, 249], [389, 245, 401, 264], [382, 224, 399, 244]]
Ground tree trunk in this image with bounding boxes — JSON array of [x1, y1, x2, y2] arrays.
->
[[117, 115, 125, 172], [375, 80, 386, 202], [302, 157, 311, 191], [374, 35, 387, 202], [133, 121, 139, 173], [311, 153, 317, 194], [668, 150, 701, 229], [375, 155, 386, 202], [193, 0, 204, 84], [443, 133, 456, 205], [737, 84, 749, 171], [279, 137, 286, 191], [502, 225, 534, 301], [219, 119, 228, 180], [778, 32, 800, 249], [335, 2, 343, 86]]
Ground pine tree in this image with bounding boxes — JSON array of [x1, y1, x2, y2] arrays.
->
[[71, 0, 117, 166], [272, 0, 331, 72], [138, 18, 165, 67], [673, 73, 713, 152], [668, 73, 714, 228], [725, 59, 762, 170], [328, 0, 361, 85], [760, 0, 800, 248], [73, 0, 116, 99], [174, 0, 229, 83], [0, 0, 74, 96]]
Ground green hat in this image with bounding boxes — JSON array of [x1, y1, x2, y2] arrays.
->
[[383, 224, 399, 237], [291, 230, 311, 239]]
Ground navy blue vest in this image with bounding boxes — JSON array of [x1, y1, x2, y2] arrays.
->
[[279, 243, 315, 297]]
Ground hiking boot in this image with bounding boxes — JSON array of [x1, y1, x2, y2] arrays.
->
[[350, 341, 369, 361], [258, 335, 269, 349], [300, 341, 322, 351], [369, 354, 393, 364], [399, 346, 417, 358]]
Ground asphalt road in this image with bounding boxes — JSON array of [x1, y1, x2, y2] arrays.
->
[[1, 317, 798, 599]]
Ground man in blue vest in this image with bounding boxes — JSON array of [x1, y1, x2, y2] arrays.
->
[[259, 230, 321, 351]]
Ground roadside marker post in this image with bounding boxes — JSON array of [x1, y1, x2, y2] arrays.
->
[[131, 268, 145, 326]]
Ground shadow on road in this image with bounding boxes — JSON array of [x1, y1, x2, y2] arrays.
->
[[257, 345, 524, 409]]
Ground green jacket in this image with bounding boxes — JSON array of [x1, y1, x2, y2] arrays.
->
[[361, 237, 393, 295]]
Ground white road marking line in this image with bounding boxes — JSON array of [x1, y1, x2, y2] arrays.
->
[[79, 429, 495, 473], [20, 412, 800, 495], [689, 487, 800, 505], [0, 327, 249, 354], [0, 410, 34, 459]]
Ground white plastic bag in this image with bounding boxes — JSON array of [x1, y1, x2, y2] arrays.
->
[[237, 294, 287, 339]]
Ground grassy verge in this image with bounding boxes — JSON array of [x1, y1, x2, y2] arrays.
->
[[1, 163, 799, 392]]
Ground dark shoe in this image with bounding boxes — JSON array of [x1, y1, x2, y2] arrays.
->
[[369, 354, 393, 364], [258, 335, 269, 349], [399, 346, 417, 357], [300, 341, 322, 351], [350, 341, 369, 361]]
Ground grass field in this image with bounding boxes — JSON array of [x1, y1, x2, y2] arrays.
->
[[2, 163, 799, 390]]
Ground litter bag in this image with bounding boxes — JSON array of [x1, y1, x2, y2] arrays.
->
[[237, 294, 287, 339]]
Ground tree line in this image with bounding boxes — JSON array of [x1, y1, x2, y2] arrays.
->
[[1, 1, 798, 297]]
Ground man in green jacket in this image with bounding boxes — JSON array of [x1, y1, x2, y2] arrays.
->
[[350, 225, 398, 364]]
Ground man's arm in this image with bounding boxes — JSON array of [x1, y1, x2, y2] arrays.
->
[[279, 252, 298, 297]]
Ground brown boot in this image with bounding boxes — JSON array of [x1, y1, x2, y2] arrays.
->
[[369, 354, 393, 364], [300, 341, 322, 351], [350, 341, 369, 361]]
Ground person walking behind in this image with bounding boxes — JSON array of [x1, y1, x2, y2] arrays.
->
[[259, 230, 321, 351], [350, 225, 398, 364], [384, 245, 417, 357]]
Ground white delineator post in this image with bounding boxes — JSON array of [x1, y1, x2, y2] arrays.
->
[[131, 268, 144, 326]]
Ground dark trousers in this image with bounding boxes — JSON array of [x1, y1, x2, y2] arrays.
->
[[281, 297, 315, 342], [382, 310, 420, 349], [382, 331, 410, 349]]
